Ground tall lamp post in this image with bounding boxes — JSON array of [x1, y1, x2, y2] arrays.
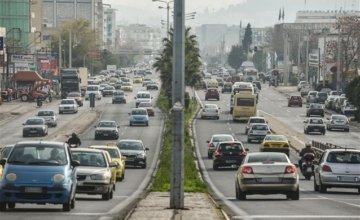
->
[[153, 0, 173, 39]]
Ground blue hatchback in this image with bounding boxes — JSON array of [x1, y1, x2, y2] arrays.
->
[[0, 141, 79, 212], [129, 108, 149, 126]]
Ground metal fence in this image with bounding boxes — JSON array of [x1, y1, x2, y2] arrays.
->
[[311, 140, 344, 159]]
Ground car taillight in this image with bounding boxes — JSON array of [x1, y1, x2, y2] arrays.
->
[[241, 166, 254, 174], [209, 143, 214, 148], [214, 150, 222, 157], [284, 165, 296, 174], [322, 165, 332, 172]]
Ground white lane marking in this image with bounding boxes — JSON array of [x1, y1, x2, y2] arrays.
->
[[286, 109, 291, 113], [317, 195, 360, 208], [232, 215, 360, 219], [292, 135, 305, 145]]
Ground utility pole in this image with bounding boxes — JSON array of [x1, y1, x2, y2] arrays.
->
[[170, 0, 184, 209], [69, 31, 72, 68], [336, 27, 342, 93], [305, 30, 310, 83], [297, 32, 301, 79], [322, 28, 328, 87], [59, 34, 62, 69], [283, 32, 289, 86]]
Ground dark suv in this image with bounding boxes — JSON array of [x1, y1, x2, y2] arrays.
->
[[212, 141, 248, 170], [315, 92, 328, 104], [306, 103, 324, 117], [205, 88, 220, 100]]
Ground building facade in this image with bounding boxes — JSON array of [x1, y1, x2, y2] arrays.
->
[[103, 5, 116, 52]]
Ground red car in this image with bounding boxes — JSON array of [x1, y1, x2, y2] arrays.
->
[[205, 88, 220, 100], [288, 95, 303, 107]]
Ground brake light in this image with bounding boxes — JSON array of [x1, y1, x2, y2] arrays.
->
[[241, 166, 254, 174], [214, 150, 222, 157], [285, 165, 296, 174], [322, 165, 332, 172]]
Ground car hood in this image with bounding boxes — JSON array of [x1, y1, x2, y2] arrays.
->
[[24, 125, 45, 128], [120, 149, 143, 156], [76, 166, 109, 175]]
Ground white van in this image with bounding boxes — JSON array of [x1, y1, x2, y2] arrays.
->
[[135, 91, 152, 107]]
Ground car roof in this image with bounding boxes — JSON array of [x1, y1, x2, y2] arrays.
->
[[70, 148, 104, 153], [211, 134, 233, 138], [118, 139, 143, 143], [14, 141, 66, 147], [325, 148, 360, 153], [250, 123, 268, 126], [89, 145, 119, 150]]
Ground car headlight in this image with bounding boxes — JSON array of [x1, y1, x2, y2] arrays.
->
[[52, 174, 65, 182], [6, 173, 17, 181], [136, 153, 146, 159], [90, 173, 110, 180]]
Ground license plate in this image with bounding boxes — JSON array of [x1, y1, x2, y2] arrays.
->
[[306, 167, 312, 172], [103, 133, 109, 136], [259, 177, 280, 183], [25, 187, 42, 193], [127, 158, 135, 161], [225, 160, 236, 163], [30, 130, 37, 133]]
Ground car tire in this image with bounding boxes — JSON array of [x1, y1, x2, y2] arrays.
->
[[322, 131, 326, 135], [129, 122, 132, 126], [288, 187, 300, 200], [70, 197, 75, 209], [146, 122, 149, 126], [102, 189, 111, 200], [62, 200, 71, 211], [216, 116, 219, 120], [7, 202, 15, 209], [345, 128, 350, 132], [213, 163, 218, 170], [314, 178, 319, 191], [319, 179, 327, 193], [23, 133, 27, 137], [110, 189, 113, 199], [288, 104, 291, 107], [207, 152, 212, 159], [0, 202, 6, 211], [120, 171, 125, 181], [235, 180, 246, 200], [141, 163, 147, 169], [247, 138, 251, 143]]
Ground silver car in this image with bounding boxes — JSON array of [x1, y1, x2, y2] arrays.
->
[[326, 114, 350, 132], [314, 149, 360, 194], [247, 123, 271, 143], [235, 152, 300, 200], [200, 104, 220, 120], [36, 110, 57, 127], [22, 117, 48, 137], [59, 99, 78, 114], [245, 116, 267, 134]]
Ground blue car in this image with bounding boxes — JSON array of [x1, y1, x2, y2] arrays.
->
[[129, 108, 149, 126], [0, 141, 79, 212]]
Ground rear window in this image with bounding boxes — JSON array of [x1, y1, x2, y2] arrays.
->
[[236, 98, 255, 106], [212, 136, 233, 142], [251, 124, 268, 130], [309, 119, 323, 124], [326, 151, 360, 164], [218, 143, 242, 152], [249, 118, 265, 124], [247, 154, 288, 163], [38, 111, 54, 116]]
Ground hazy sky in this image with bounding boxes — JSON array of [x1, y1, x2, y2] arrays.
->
[[104, 0, 360, 27]]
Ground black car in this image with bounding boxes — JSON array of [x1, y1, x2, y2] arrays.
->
[[221, 82, 233, 93], [213, 141, 248, 170], [146, 83, 159, 90], [117, 139, 149, 168], [94, 121, 119, 140], [102, 86, 115, 97], [306, 103, 324, 117], [112, 90, 126, 104]]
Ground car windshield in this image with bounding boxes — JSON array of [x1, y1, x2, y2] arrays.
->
[[326, 151, 360, 164], [104, 86, 114, 90], [137, 93, 150, 98], [87, 86, 98, 91], [98, 121, 116, 127], [61, 100, 75, 104], [0, 146, 13, 159], [26, 119, 44, 125], [118, 141, 144, 150], [318, 93, 327, 97], [311, 104, 322, 109], [114, 91, 124, 95], [38, 111, 54, 116], [212, 135, 233, 142], [218, 143, 242, 152], [103, 148, 120, 158], [264, 135, 287, 141], [72, 151, 106, 167], [309, 119, 323, 124], [138, 102, 151, 107], [247, 154, 288, 163], [204, 104, 217, 109], [131, 109, 147, 115], [249, 118, 265, 124], [251, 124, 268, 130], [7, 144, 67, 165], [291, 96, 301, 100], [332, 115, 346, 120]]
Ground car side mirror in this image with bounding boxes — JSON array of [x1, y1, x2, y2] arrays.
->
[[303, 120, 308, 123], [145, 147, 149, 151], [71, 160, 80, 167], [206, 140, 210, 143], [0, 158, 6, 166], [245, 148, 249, 152], [117, 125, 120, 128], [22, 123, 25, 125], [109, 162, 117, 167]]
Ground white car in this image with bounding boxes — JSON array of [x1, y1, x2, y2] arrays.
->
[[341, 100, 357, 115], [59, 99, 78, 114], [200, 104, 220, 119], [245, 116, 267, 135], [36, 110, 57, 127], [326, 114, 350, 132], [297, 81, 309, 91], [135, 91, 152, 108]]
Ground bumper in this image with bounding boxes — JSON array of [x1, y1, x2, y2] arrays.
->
[[201, 113, 219, 118], [205, 96, 219, 100], [59, 108, 76, 113], [213, 157, 244, 167], [95, 132, 119, 139], [320, 174, 360, 188], [112, 99, 126, 103], [248, 134, 266, 141], [328, 124, 349, 130], [240, 180, 299, 193], [130, 120, 148, 126], [76, 183, 112, 194], [307, 127, 325, 133], [125, 158, 146, 167], [23, 129, 44, 136]]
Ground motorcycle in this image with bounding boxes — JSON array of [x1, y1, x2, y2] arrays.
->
[[301, 153, 315, 180]]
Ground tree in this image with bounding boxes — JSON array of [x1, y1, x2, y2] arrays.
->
[[253, 49, 266, 72], [227, 45, 246, 73], [345, 76, 360, 121], [242, 23, 252, 53]]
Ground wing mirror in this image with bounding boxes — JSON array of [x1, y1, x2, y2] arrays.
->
[[71, 160, 80, 167], [0, 158, 6, 166], [109, 162, 118, 167], [145, 147, 149, 151]]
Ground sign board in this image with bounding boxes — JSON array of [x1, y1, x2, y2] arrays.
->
[[0, 27, 5, 37], [308, 53, 319, 67], [107, 65, 116, 71], [11, 54, 35, 63]]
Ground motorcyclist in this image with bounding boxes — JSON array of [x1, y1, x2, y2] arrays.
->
[[298, 143, 315, 168], [67, 133, 81, 147]]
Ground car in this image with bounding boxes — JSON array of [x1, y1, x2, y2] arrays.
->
[[112, 90, 126, 104], [117, 139, 149, 168], [325, 95, 339, 110], [247, 123, 271, 143], [306, 91, 318, 103], [245, 116, 267, 135], [212, 141, 248, 170], [36, 110, 58, 127], [146, 82, 159, 90], [94, 120, 119, 140], [121, 82, 133, 92], [297, 81, 309, 91], [129, 107, 149, 126], [142, 78, 152, 87], [315, 92, 328, 104], [313, 149, 360, 194], [89, 145, 126, 181], [135, 91, 152, 107], [216, 78, 224, 87], [66, 91, 83, 106], [334, 96, 347, 113], [71, 148, 117, 200], [0, 145, 14, 178], [133, 76, 143, 84], [204, 73, 212, 79], [138, 101, 155, 116], [328, 91, 341, 96], [303, 117, 326, 135], [22, 117, 48, 137], [300, 84, 311, 97], [0, 141, 79, 211], [260, 135, 290, 156], [85, 85, 102, 100], [102, 86, 115, 97], [206, 134, 235, 159], [205, 88, 220, 100], [200, 103, 220, 119], [235, 152, 299, 200], [221, 82, 233, 93], [306, 103, 324, 117], [341, 100, 357, 116], [59, 99, 78, 114], [288, 95, 303, 107], [326, 114, 350, 132], [99, 83, 109, 92]]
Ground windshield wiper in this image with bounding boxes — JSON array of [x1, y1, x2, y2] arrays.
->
[[7, 160, 25, 164], [28, 161, 62, 165]]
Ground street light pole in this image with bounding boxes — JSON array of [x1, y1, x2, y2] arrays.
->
[[153, 0, 173, 39]]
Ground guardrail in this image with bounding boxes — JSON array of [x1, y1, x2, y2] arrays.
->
[[311, 140, 344, 158]]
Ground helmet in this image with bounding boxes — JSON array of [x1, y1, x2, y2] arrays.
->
[[71, 133, 77, 138], [305, 143, 312, 148]]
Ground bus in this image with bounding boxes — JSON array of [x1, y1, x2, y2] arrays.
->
[[232, 92, 257, 122], [230, 82, 255, 114], [243, 67, 258, 82]]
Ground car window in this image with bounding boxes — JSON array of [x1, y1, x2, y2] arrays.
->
[[264, 135, 287, 141], [218, 143, 242, 152], [0, 146, 13, 159], [132, 109, 147, 115], [326, 151, 360, 164], [26, 119, 44, 125], [139, 102, 151, 107], [249, 118, 265, 124], [137, 93, 150, 98], [72, 151, 106, 167], [247, 154, 288, 163], [61, 100, 75, 104], [212, 136, 233, 142], [38, 111, 54, 116], [251, 124, 268, 130], [309, 118, 323, 124], [118, 141, 144, 150], [104, 149, 120, 158]]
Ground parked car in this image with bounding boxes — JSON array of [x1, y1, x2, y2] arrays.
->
[[59, 99, 78, 114], [200, 103, 220, 119], [303, 117, 326, 135], [245, 116, 267, 135], [288, 95, 303, 107], [297, 81, 309, 91], [326, 114, 350, 132], [36, 110, 57, 127], [212, 141, 248, 170], [66, 91, 83, 106], [221, 82, 233, 93], [314, 149, 360, 194], [235, 152, 299, 200], [341, 100, 357, 116], [117, 139, 149, 168], [22, 117, 48, 137], [206, 134, 235, 159], [260, 135, 290, 156], [112, 90, 126, 104], [71, 148, 117, 200], [0, 141, 79, 211], [306, 103, 324, 117], [205, 88, 220, 101], [247, 123, 271, 143], [129, 108, 149, 126], [94, 120, 119, 140], [315, 92, 328, 104]]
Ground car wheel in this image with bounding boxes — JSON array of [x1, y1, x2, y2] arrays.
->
[[345, 128, 350, 132], [288, 104, 291, 107], [62, 200, 71, 211], [120, 171, 125, 181], [129, 122, 132, 126], [247, 138, 251, 143], [322, 131, 326, 135], [70, 197, 75, 209], [213, 163, 218, 170], [7, 202, 15, 209], [207, 152, 212, 159], [94, 136, 98, 140], [110, 189, 114, 199], [314, 177, 319, 191], [59, 111, 62, 114], [288, 187, 300, 200], [0, 202, 6, 211], [141, 163, 147, 169], [235, 179, 246, 200], [146, 122, 149, 126], [216, 116, 219, 120], [23, 133, 27, 137], [319, 179, 327, 193], [102, 189, 111, 200]]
